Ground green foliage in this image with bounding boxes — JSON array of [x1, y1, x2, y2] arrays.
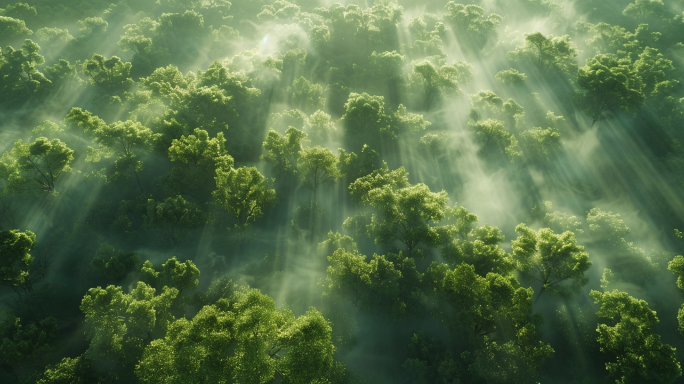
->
[[590, 289, 682, 384], [350, 182, 451, 255], [161, 128, 233, 201], [0, 16, 31, 46], [0, 229, 35, 289], [469, 118, 521, 163], [495, 68, 527, 85], [507, 32, 578, 74], [298, 146, 341, 199], [37, 356, 101, 384], [141, 256, 199, 293], [519, 127, 562, 164], [667, 255, 684, 333], [0, 137, 73, 194], [443, 3, 502, 51], [348, 165, 409, 203], [288, 76, 326, 113], [512, 224, 591, 296], [81, 54, 133, 94], [90, 244, 141, 283], [145, 196, 207, 245], [342, 92, 394, 150], [442, 224, 515, 276], [338, 144, 382, 183], [408, 61, 460, 111], [137, 289, 344, 384], [428, 263, 554, 382], [576, 54, 644, 124], [262, 127, 308, 176], [213, 166, 277, 228], [0, 40, 51, 107], [0, 313, 56, 374], [324, 248, 420, 316], [80, 282, 178, 359]]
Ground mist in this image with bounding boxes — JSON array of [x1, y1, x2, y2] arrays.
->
[[1, 0, 684, 383]]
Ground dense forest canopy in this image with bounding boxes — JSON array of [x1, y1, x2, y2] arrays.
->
[[1, 0, 684, 382]]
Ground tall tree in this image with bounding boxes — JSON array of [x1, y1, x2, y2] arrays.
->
[[512, 224, 591, 297], [590, 289, 682, 384]]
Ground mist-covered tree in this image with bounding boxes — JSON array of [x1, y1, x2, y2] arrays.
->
[[507, 32, 578, 74], [86, 119, 159, 190], [348, 182, 451, 256], [0, 17, 31, 46], [338, 144, 382, 183], [0, 229, 35, 290], [341, 92, 393, 151], [213, 166, 277, 229], [443, 3, 502, 51], [262, 127, 308, 177], [288, 76, 325, 113], [667, 255, 684, 333], [298, 146, 341, 203], [136, 288, 345, 384], [426, 263, 554, 382], [0, 137, 74, 194], [144, 196, 207, 246], [0, 314, 57, 380], [512, 224, 591, 296], [90, 243, 141, 283], [161, 129, 234, 202], [495, 68, 527, 85], [590, 289, 682, 383], [0, 40, 51, 108], [324, 247, 421, 316], [469, 118, 521, 163], [81, 54, 133, 95], [441, 224, 515, 276], [408, 60, 460, 111], [575, 54, 644, 125]]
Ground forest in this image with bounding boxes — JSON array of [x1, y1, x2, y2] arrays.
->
[[1, 0, 684, 382]]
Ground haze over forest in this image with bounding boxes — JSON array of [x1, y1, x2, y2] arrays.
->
[[2, 0, 684, 382]]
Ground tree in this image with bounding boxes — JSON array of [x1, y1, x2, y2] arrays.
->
[[338, 144, 382, 183], [145, 196, 208, 246], [262, 127, 307, 177], [590, 289, 682, 384], [81, 54, 133, 95], [0, 137, 73, 194], [213, 166, 277, 229], [427, 263, 554, 382], [0, 229, 35, 290], [495, 69, 527, 85], [0, 40, 51, 108], [0, 314, 57, 381], [288, 76, 325, 113], [667, 255, 684, 333], [512, 224, 591, 297], [161, 128, 234, 202], [519, 127, 562, 164], [324, 247, 421, 316], [443, 3, 502, 51], [507, 32, 578, 75], [341, 93, 393, 151], [409, 61, 460, 111], [86, 119, 159, 190], [442, 224, 515, 277], [297, 146, 341, 203], [576, 54, 644, 125], [136, 288, 345, 384], [469, 119, 521, 163], [0, 16, 31, 46], [351, 183, 451, 256]]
